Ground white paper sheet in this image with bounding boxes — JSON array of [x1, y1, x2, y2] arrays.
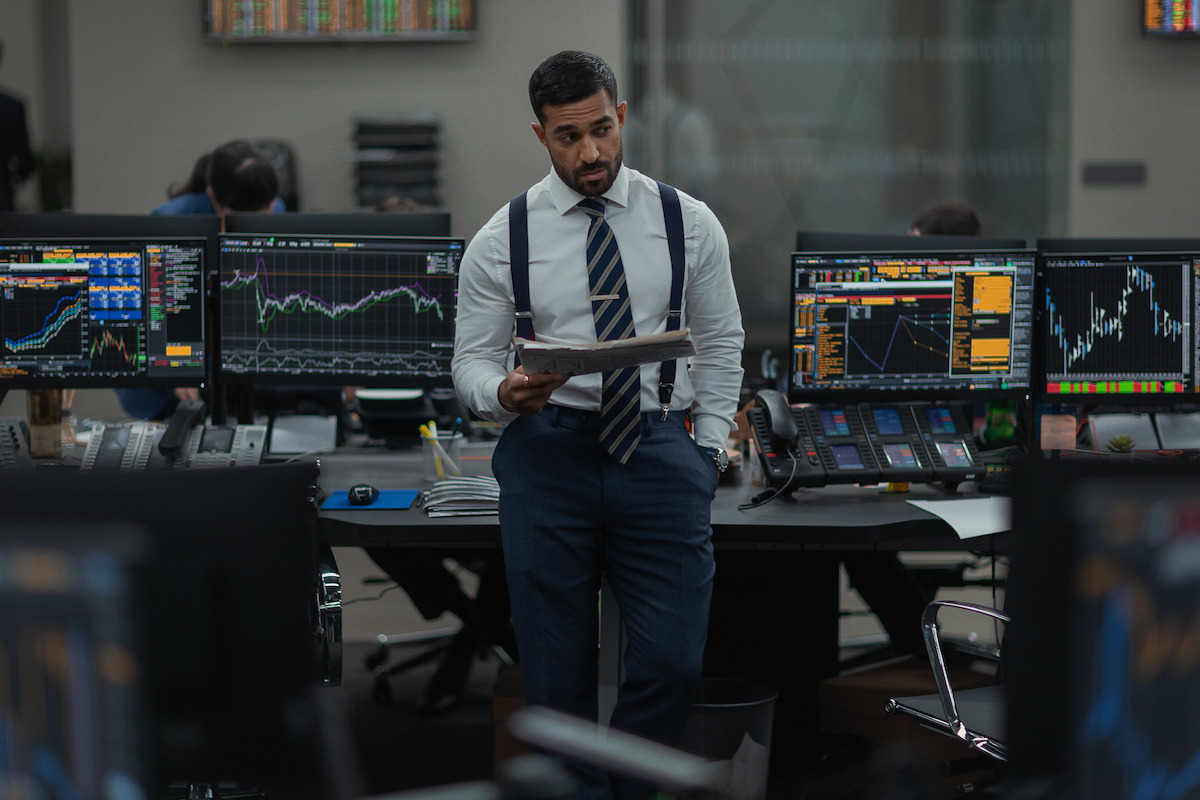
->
[[906, 496, 1011, 539]]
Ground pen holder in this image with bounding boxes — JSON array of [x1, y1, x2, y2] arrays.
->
[[422, 431, 465, 482]]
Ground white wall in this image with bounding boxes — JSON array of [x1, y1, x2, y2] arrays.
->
[[62, 0, 625, 239], [1067, 5, 1200, 237]]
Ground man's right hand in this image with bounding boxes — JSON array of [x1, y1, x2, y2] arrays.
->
[[498, 367, 566, 415]]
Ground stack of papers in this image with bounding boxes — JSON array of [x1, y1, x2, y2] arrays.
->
[[514, 328, 695, 377], [419, 476, 500, 517]]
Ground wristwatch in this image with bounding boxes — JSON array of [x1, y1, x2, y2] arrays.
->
[[706, 446, 730, 473]]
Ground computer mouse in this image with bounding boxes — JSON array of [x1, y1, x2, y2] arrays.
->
[[348, 484, 380, 506]]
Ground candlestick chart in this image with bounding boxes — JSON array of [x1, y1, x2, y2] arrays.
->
[[1042, 256, 1190, 390]]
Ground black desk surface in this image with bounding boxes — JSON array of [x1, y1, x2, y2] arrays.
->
[[313, 444, 1008, 552]]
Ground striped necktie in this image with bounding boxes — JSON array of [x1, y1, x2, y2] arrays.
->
[[578, 197, 641, 464]]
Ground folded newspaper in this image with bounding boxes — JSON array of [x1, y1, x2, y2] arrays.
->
[[514, 328, 695, 377], [419, 475, 500, 518]]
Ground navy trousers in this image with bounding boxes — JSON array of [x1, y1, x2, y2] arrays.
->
[[493, 404, 718, 800]]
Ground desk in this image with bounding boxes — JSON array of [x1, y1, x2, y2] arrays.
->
[[315, 445, 1006, 751], [317, 445, 1003, 551]]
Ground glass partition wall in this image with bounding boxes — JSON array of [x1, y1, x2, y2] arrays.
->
[[626, 1, 1070, 367]]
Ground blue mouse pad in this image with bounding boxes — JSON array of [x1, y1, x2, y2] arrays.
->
[[322, 489, 419, 510]]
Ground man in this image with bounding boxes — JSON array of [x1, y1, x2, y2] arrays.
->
[[452, 51, 744, 799], [0, 40, 35, 211]]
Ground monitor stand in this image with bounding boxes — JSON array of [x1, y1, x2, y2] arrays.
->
[[267, 414, 339, 454]]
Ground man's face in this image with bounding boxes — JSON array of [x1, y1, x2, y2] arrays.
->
[[533, 90, 625, 197]]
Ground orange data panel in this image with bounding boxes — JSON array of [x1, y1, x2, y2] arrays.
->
[[970, 338, 1012, 369], [971, 274, 1014, 315]]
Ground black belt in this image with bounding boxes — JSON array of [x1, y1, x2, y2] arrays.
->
[[542, 403, 686, 428]]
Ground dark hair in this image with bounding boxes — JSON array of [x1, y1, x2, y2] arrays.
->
[[206, 140, 279, 212], [911, 201, 982, 237], [374, 195, 423, 213], [168, 153, 211, 199], [528, 51, 618, 123]]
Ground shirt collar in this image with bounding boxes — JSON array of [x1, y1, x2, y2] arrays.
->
[[547, 164, 631, 216]]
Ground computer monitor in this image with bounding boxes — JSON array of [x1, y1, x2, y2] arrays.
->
[[1036, 238, 1200, 401], [0, 234, 210, 388], [1007, 458, 1200, 798], [0, 212, 221, 241], [788, 249, 1037, 400], [225, 211, 451, 238], [0, 214, 221, 292], [0, 462, 340, 797], [217, 232, 463, 388], [0, 522, 156, 800], [796, 230, 1027, 253]]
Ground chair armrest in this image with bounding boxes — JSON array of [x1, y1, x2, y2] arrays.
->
[[922, 600, 1009, 759]]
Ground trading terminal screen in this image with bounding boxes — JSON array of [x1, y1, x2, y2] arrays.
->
[[0, 237, 207, 388], [0, 525, 153, 799], [205, 0, 475, 40], [218, 233, 464, 387], [1143, 0, 1200, 35], [789, 250, 1036, 398], [1041, 251, 1198, 398]]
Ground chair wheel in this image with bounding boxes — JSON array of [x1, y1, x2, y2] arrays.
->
[[371, 671, 393, 704], [364, 646, 388, 670]]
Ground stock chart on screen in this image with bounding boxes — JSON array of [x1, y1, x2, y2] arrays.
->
[[217, 233, 462, 388]]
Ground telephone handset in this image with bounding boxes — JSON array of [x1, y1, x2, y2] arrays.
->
[[746, 389, 826, 491], [753, 388, 798, 453]]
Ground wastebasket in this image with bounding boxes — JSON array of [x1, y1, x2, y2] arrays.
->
[[676, 677, 779, 800]]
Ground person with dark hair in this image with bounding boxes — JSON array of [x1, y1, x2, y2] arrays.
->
[[837, 199, 988, 660], [0, 40, 35, 212], [453, 51, 744, 800], [117, 140, 286, 420], [909, 200, 981, 237], [151, 139, 285, 218]]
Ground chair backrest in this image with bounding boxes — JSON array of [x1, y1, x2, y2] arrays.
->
[[255, 139, 300, 212]]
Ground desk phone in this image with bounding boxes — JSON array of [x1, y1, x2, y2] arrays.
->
[[0, 417, 33, 470], [747, 390, 983, 492], [80, 421, 268, 471]]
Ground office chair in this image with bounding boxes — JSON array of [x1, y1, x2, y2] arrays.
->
[[884, 600, 1007, 790], [254, 139, 300, 212], [363, 554, 516, 709], [315, 545, 343, 686], [839, 555, 1006, 672], [364, 622, 464, 704]]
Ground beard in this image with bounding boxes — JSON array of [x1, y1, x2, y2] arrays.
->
[[555, 141, 624, 197]]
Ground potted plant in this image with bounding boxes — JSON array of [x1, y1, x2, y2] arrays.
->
[[1106, 434, 1136, 456]]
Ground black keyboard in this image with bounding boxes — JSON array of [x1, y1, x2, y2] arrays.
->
[[0, 418, 34, 470]]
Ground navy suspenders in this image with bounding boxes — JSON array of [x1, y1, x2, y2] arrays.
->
[[508, 182, 686, 419]]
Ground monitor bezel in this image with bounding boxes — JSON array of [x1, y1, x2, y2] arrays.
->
[[787, 247, 1038, 404], [223, 211, 451, 239], [796, 230, 1027, 253], [215, 231, 464, 389]]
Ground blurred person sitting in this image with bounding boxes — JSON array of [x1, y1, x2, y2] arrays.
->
[[908, 200, 981, 237], [152, 140, 286, 218], [117, 140, 286, 421]]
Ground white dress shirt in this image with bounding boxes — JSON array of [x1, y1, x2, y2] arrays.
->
[[452, 165, 744, 450]]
